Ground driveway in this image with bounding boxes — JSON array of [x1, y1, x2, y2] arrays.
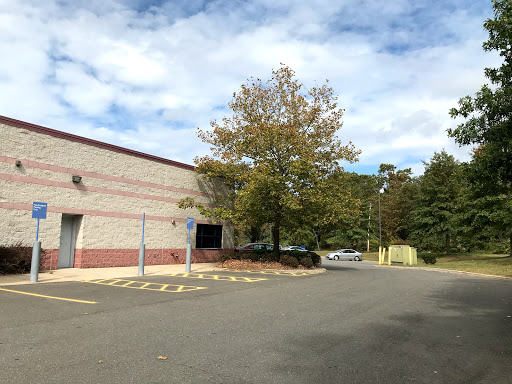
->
[[0, 261, 510, 383]]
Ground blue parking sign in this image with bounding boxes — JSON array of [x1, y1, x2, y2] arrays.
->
[[32, 202, 47, 219], [187, 217, 194, 230]]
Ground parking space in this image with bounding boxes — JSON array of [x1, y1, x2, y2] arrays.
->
[[0, 286, 98, 304], [0, 269, 313, 310]]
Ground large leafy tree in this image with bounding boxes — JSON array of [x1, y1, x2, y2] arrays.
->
[[449, 0, 512, 255], [448, 0, 511, 188], [185, 65, 360, 256], [409, 151, 464, 253]]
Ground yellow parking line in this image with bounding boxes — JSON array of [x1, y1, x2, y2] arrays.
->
[[0, 287, 97, 304]]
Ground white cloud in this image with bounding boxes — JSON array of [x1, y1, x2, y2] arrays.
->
[[0, 0, 500, 176]]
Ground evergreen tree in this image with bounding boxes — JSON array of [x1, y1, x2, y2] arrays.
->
[[410, 151, 464, 253]]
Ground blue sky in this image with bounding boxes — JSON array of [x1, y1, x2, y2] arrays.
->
[[0, 0, 500, 175]]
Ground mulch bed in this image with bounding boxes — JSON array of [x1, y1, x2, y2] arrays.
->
[[217, 259, 312, 270]]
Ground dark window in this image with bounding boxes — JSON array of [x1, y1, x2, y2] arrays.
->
[[196, 224, 223, 249]]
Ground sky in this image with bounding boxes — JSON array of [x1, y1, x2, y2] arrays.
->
[[0, 0, 501, 176]]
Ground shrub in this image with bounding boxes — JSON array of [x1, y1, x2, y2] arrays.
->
[[219, 251, 240, 262], [260, 253, 280, 262], [279, 254, 299, 268], [308, 252, 321, 266], [300, 257, 314, 269], [422, 254, 437, 264], [283, 250, 321, 266], [0, 243, 45, 275], [239, 252, 254, 260]]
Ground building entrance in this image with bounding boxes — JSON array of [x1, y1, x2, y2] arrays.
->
[[58, 214, 82, 268]]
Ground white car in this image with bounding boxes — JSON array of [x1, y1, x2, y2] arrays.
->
[[282, 246, 308, 252], [325, 249, 362, 261]]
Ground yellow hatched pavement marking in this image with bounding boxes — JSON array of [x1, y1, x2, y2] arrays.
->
[[167, 272, 267, 282], [233, 270, 309, 276], [83, 279, 207, 293], [0, 287, 97, 304]]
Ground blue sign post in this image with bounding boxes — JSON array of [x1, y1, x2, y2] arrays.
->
[[186, 218, 194, 272], [32, 202, 47, 242], [31, 202, 47, 283]]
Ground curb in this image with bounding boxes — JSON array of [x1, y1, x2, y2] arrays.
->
[[219, 267, 327, 275]]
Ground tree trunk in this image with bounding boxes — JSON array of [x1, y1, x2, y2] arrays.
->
[[272, 212, 282, 259], [248, 226, 261, 243], [310, 228, 320, 251], [272, 222, 280, 259], [445, 233, 450, 255]]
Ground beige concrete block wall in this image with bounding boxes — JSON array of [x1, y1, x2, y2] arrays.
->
[[0, 121, 234, 253], [0, 124, 205, 192]]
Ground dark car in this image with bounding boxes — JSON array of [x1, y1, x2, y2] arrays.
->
[[234, 243, 275, 252]]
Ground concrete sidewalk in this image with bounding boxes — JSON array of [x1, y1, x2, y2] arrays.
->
[[0, 263, 224, 286]]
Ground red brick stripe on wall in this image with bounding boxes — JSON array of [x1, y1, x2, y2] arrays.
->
[[0, 172, 214, 207], [39, 248, 229, 269], [0, 155, 209, 197], [0, 202, 226, 225]]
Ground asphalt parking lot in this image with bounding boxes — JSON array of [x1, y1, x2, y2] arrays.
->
[[1, 261, 511, 383]]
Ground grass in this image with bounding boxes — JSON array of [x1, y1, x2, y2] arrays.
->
[[317, 249, 512, 278], [422, 253, 512, 278]]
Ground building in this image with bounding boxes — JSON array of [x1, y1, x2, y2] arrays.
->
[[0, 115, 233, 269]]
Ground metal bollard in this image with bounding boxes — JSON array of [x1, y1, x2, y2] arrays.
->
[[186, 243, 192, 273], [30, 241, 41, 283], [138, 244, 145, 276]]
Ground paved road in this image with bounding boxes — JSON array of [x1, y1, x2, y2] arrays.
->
[[0, 261, 511, 383]]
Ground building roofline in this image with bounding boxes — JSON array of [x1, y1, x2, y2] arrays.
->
[[0, 115, 196, 171]]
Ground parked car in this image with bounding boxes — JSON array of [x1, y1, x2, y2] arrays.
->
[[282, 246, 308, 252], [325, 249, 362, 261], [234, 243, 275, 252]]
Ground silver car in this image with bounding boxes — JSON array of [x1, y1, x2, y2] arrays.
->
[[325, 249, 363, 261]]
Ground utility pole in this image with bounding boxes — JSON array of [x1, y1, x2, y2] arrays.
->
[[373, 187, 385, 250], [367, 203, 372, 252]]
